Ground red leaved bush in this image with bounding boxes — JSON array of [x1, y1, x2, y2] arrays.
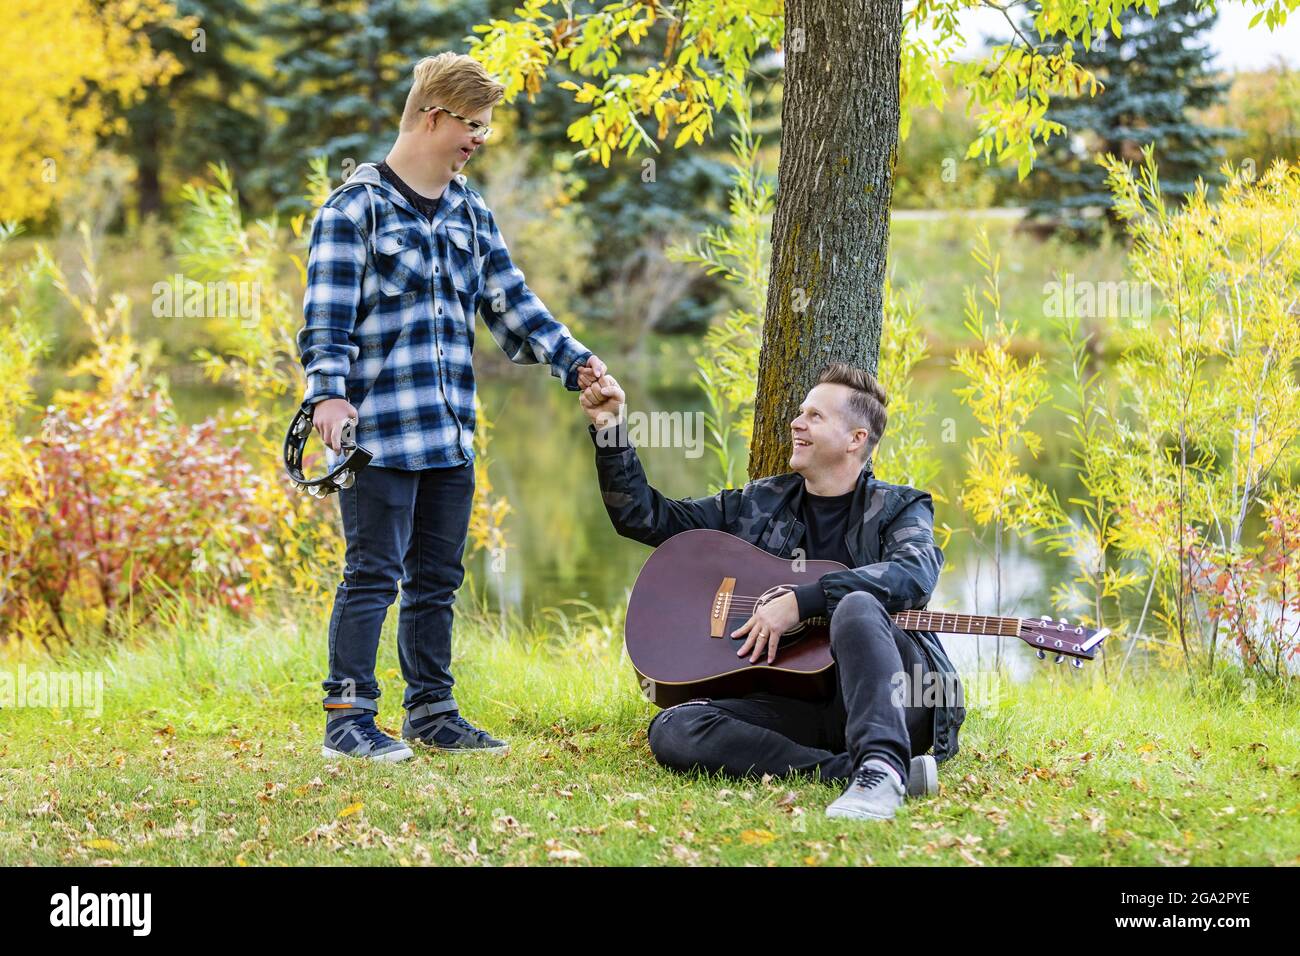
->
[[6, 383, 274, 643], [1186, 492, 1300, 678]]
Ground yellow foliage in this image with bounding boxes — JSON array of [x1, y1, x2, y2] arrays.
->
[[0, 0, 189, 223], [952, 231, 1055, 534]]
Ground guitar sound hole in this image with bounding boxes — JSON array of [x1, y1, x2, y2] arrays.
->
[[733, 585, 809, 649]]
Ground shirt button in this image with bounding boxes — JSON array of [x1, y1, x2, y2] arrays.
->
[[437, 307, 442, 315], [439, 348, 444, 357]]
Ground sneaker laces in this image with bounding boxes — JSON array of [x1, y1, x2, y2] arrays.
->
[[853, 763, 889, 790], [351, 715, 396, 749], [443, 713, 491, 740]]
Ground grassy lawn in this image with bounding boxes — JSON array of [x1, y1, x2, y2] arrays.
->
[[2, 601, 1297, 867]]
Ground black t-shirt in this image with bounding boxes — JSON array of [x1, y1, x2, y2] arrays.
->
[[790, 488, 855, 620], [376, 161, 443, 221], [788, 486, 935, 674]]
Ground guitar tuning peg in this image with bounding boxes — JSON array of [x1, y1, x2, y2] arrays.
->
[[1058, 617, 1068, 624], [1054, 653, 1066, 664], [1071, 659, 1084, 669], [1036, 649, 1046, 661]]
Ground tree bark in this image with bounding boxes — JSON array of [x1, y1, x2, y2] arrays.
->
[[749, 0, 902, 479], [136, 114, 165, 220]]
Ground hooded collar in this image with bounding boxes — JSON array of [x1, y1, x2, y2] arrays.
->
[[335, 162, 472, 236]]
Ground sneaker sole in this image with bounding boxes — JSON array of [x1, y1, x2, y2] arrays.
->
[[403, 736, 510, 755], [825, 804, 896, 821], [907, 754, 938, 798], [321, 745, 414, 763]]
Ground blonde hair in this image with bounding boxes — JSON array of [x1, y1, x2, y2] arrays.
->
[[401, 53, 505, 131]]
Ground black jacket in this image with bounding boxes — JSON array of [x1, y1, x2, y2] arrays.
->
[[589, 423, 965, 764]]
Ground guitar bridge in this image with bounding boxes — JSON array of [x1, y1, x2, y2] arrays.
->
[[710, 577, 736, 638]]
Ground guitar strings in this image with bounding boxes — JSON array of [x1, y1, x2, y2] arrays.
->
[[718, 594, 1022, 634], [722, 593, 1019, 621]]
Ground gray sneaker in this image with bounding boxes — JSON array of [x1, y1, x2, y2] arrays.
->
[[826, 758, 906, 820], [322, 708, 414, 762], [907, 754, 938, 798]]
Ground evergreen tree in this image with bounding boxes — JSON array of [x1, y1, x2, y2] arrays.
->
[[115, 0, 265, 220], [1021, 0, 1238, 238], [261, 0, 489, 209]]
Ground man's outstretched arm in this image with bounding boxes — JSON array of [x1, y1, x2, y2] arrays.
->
[[580, 375, 741, 548], [475, 205, 603, 391]]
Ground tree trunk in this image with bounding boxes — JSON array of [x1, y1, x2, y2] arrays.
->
[[136, 115, 165, 220], [748, 0, 902, 480]]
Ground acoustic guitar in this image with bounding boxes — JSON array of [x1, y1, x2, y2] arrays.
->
[[624, 529, 1110, 707]]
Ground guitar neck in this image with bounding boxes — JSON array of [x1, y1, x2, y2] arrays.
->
[[805, 609, 1022, 637], [893, 609, 1021, 637]]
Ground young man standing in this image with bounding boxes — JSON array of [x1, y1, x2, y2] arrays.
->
[[298, 52, 605, 762], [578, 365, 964, 820]]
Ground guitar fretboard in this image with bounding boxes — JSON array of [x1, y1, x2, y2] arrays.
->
[[805, 610, 1022, 637], [894, 610, 1022, 637]]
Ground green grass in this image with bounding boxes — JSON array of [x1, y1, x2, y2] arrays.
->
[[2, 601, 1297, 866]]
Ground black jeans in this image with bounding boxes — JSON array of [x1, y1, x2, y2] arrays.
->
[[647, 590, 935, 786], [321, 460, 475, 713]]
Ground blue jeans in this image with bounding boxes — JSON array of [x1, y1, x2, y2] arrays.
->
[[321, 461, 475, 713]]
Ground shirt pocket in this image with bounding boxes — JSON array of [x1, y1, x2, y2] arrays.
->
[[444, 225, 482, 302], [372, 226, 427, 298]]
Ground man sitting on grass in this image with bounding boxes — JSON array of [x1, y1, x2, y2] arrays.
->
[[578, 364, 964, 820]]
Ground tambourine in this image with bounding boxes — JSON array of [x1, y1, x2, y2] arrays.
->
[[283, 406, 373, 497]]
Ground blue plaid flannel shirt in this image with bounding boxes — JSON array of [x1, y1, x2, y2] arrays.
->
[[296, 162, 592, 470]]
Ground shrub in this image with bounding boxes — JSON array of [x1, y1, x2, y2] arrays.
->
[[9, 384, 274, 643]]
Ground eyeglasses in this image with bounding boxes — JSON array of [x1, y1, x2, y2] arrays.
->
[[418, 105, 493, 140]]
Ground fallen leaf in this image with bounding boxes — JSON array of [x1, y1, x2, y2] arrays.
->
[[544, 839, 583, 862], [672, 844, 701, 864]]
